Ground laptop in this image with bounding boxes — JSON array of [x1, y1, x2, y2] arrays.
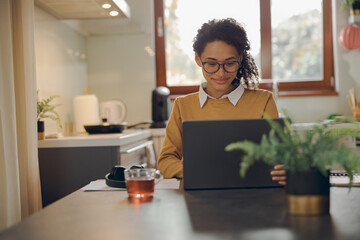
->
[[182, 118, 284, 190]]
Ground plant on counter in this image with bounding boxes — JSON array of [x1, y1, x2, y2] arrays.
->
[[37, 91, 62, 129], [342, 0, 360, 9], [225, 116, 360, 215]]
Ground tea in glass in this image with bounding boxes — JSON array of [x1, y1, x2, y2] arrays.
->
[[126, 178, 155, 198], [124, 168, 161, 198]]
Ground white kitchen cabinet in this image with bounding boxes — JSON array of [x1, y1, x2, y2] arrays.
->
[[38, 129, 152, 207]]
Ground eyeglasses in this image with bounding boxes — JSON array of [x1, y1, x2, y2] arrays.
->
[[200, 58, 240, 74]]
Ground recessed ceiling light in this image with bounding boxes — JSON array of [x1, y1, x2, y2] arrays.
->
[[102, 3, 111, 9], [109, 11, 119, 16]]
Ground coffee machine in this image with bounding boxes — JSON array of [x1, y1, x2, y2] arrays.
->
[[151, 87, 170, 128]]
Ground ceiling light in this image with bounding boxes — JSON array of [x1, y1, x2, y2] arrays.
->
[[109, 11, 119, 16], [102, 3, 111, 9]]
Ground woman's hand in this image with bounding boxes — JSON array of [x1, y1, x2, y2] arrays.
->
[[271, 164, 286, 185]]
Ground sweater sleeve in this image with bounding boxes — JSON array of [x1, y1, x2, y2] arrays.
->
[[263, 93, 279, 118], [157, 98, 184, 178]]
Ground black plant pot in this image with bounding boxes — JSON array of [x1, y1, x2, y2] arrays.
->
[[350, 1, 360, 15], [286, 168, 330, 215], [348, 0, 360, 25], [37, 121, 45, 140]]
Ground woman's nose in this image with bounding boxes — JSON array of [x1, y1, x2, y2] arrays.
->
[[216, 65, 226, 76]]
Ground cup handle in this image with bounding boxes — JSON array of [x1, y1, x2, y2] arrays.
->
[[155, 170, 163, 180]]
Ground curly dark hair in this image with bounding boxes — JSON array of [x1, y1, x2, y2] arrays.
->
[[193, 18, 259, 89]]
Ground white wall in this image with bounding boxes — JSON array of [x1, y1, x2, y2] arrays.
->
[[276, 0, 360, 122], [87, 0, 156, 124], [34, 7, 88, 134]]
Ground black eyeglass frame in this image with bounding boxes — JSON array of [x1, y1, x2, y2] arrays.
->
[[199, 57, 241, 74]]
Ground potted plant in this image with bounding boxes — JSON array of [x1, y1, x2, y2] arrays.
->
[[342, 0, 360, 25], [342, 0, 360, 10], [225, 116, 360, 215], [37, 92, 62, 140]]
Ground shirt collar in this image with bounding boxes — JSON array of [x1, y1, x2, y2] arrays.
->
[[199, 82, 244, 108]]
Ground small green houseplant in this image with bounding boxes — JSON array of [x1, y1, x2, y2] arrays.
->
[[342, 0, 360, 9], [37, 92, 62, 139], [342, 0, 360, 20], [225, 116, 360, 215]]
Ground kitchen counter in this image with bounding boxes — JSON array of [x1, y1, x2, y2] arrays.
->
[[37, 129, 153, 207], [38, 129, 152, 148]]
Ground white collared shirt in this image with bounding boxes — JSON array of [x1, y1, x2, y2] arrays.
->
[[199, 82, 244, 108]]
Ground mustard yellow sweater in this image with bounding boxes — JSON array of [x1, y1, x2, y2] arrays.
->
[[157, 89, 279, 179]]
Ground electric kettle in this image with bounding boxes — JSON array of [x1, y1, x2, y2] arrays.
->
[[100, 99, 127, 124]]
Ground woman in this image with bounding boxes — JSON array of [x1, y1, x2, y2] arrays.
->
[[157, 18, 286, 185]]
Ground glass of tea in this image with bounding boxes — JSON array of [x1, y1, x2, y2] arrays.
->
[[124, 168, 162, 198]]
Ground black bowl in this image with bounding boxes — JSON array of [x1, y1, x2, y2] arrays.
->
[[84, 123, 127, 134], [105, 173, 126, 188]]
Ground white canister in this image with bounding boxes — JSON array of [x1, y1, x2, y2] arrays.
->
[[73, 95, 101, 134]]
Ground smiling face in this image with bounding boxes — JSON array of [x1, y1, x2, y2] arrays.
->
[[195, 40, 241, 99]]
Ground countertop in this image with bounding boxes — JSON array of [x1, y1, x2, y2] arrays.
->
[[150, 127, 166, 136], [38, 129, 152, 148]]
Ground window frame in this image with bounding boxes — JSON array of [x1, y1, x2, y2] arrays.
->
[[154, 0, 336, 97]]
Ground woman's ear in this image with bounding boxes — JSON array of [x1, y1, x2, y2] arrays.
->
[[195, 53, 202, 67]]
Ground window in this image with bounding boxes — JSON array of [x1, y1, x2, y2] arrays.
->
[[154, 0, 335, 97]]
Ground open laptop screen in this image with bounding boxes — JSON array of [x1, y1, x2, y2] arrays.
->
[[182, 118, 284, 190]]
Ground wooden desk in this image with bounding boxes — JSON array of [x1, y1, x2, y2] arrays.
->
[[0, 187, 359, 240]]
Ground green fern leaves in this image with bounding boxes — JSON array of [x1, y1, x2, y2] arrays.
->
[[225, 117, 360, 187], [37, 92, 62, 129]]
